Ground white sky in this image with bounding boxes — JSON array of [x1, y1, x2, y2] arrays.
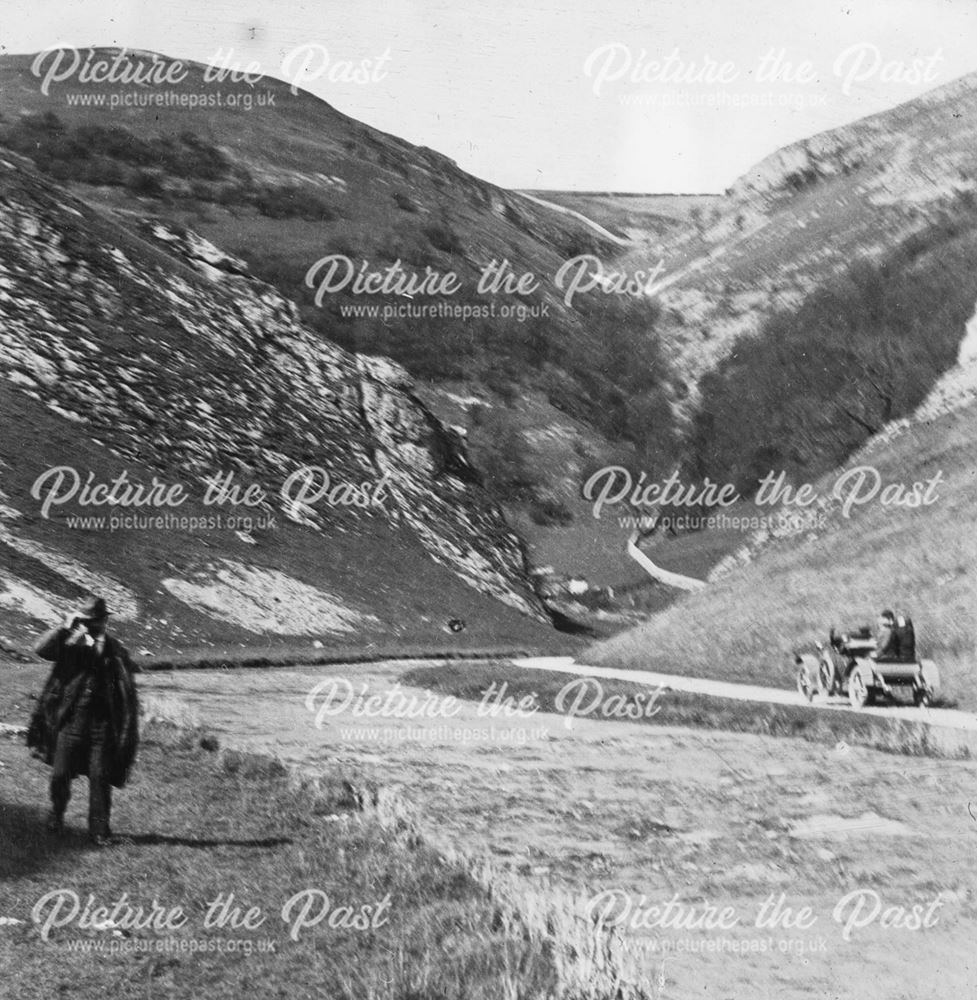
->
[[2, 0, 975, 192]]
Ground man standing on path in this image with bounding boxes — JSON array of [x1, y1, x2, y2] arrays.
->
[[28, 597, 140, 847]]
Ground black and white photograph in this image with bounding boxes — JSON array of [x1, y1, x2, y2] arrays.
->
[[0, 1, 976, 996]]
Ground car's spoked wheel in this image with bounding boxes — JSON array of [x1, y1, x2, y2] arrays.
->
[[849, 671, 869, 710]]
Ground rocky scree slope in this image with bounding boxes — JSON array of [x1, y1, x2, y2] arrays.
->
[[0, 151, 549, 651], [625, 71, 977, 407]]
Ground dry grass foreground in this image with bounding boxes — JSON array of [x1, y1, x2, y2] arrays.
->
[[121, 659, 977, 998], [0, 698, 653, 998], [6, 657, 977, 998], [394, 661, 977, 999]]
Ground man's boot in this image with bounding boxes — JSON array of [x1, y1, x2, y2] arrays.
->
[[89, 795, 112, 847], [45, 810, 64, 835]]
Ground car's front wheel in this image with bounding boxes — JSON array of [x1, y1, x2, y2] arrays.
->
[[797, 666, 815, 702], [795, 654, 819, 703]]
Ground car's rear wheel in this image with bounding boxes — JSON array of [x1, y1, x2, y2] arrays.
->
[[797, 666, 815, 702]]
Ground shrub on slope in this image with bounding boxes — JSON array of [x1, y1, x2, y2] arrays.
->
[[688, 199, 977, 493]]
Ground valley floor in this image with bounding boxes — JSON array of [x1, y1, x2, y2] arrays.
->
[[2, 657, 975, 999], [146, 660, 977, 998]]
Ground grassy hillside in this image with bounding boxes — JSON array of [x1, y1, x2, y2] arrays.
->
[[586, 389, 977, 708], [508, 192, 977, 588], [611, 72, 977, 404], [687, 199, 977, 491], [521, 190, 724, 242], [0, 383, 554, 659], [0, 51, 676, 499], [0, 151, 566, 656], [502, 203, 977, 594], [6, 48, 977, 619]]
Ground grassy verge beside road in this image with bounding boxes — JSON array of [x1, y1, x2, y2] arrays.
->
[[403, 662, 976, 759], [138, 642, 565, 672], [584, 395, 977, 710]]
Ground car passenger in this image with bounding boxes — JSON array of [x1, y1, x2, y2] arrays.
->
[[893, 612, 916, 662], [874, 609, 917, 663], [873, 610, 899, 663]]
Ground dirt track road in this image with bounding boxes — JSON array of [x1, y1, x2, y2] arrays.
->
[[513, 656, 977, 733], [133, 657, 977, 1000], [516, 191, 636, 246]]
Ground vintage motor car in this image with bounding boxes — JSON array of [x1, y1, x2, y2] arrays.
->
[[795, 625, 940, 710]]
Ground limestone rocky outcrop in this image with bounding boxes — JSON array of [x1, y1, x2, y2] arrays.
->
[[0, 150, 547, 626]]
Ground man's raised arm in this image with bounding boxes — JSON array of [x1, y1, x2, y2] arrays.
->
[[34, 614, 79, 660]]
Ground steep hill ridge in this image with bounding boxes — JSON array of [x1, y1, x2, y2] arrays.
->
[[0, 47, 677, 579], [625, 71, 977, 402], [0, 149, 552, 654]]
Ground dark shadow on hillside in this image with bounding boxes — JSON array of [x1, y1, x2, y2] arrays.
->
[[547, 608, 600, 638]]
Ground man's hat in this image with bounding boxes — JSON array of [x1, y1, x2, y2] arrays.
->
[[77, 596, 111, 621], [880, 608, 894, 622]]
